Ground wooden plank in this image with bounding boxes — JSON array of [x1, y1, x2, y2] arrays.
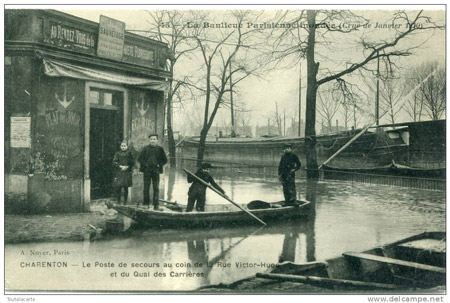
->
[[398, 239, 445, 253], [380, 248, 397, 276], [255, 273, 399, 290], [344, 252, 446, 274], [271, 261, 328, 275]]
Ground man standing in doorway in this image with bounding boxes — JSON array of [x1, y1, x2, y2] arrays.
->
[[278, 143, 301, 206], [138, 134, 167, 210]]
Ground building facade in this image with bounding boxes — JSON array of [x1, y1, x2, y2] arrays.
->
[[5, 10, 170, 213]]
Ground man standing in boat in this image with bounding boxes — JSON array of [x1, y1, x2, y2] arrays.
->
[[186, 163, 226, 212], [138, 134, 168, 210], [278, 143, 301, 206]]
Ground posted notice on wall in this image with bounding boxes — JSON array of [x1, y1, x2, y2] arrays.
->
[[10, 116, 31, 148], [97, 15, 125, 61]]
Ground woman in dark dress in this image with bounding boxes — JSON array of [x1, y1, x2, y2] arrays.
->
[[113, 141, 135, 205]]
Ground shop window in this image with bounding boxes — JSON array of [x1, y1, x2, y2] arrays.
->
[[37, 17, 44, 35], [104, 93, 112, 106], [89, 88, 122, 110], [89, 91, 100, 104], [18, 15, 28, 36]]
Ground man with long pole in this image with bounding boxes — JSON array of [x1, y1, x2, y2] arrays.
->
[[183, 168, 266, 225]]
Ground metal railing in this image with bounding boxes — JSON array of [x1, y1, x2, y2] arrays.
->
[[320, 169, 445, 192], [174, 156, 445, 192]]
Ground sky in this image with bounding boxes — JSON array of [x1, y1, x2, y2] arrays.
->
[[56, 6, 446, 135]]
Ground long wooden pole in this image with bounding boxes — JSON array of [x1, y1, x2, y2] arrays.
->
[[256, 273, 398, 290], [376, 52, 380, 126], [298, 62, 302, 137], [319, 125, 371, 169], [183, 168, 266, 225]]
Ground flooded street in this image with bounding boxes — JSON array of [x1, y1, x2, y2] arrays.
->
[[5, 169, 445, 291]]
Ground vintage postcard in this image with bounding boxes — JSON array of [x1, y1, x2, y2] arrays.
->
[[3, 3, 446, 300]]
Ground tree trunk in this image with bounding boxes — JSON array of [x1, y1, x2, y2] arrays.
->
[[167, 125, 176, 166], [305, 10, 319, 179], [166, 65, 177, 167], [167, 75, 177, 167], [196, 128, 207, 168]]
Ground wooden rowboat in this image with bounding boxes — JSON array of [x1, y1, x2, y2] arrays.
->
[[200, 231, 445, 292], [257, 231, 446, 291], [109, 199, 311, 228]]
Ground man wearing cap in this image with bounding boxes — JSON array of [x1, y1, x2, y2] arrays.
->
[[186, 162, 226, 212], [138, 134, 168, 210], [278, 143, 301, 206]]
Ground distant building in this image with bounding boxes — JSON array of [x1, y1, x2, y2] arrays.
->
[[255, 125, 280, 138], [286, 121, 305, 137], [320, 125, 347, 135]]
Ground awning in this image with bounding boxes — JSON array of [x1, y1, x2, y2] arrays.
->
[[43, 58, 168, 92]]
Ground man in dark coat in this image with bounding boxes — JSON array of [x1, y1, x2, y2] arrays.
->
[[186, 163, 226, 212], [278, 143, 301, 206], [138, 134, 167, 210]]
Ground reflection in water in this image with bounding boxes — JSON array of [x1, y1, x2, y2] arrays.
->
[[187, 240, 207, 265], [278, 226, 299, 263], [166, 168, 177, 202], [305, 179, 318, 262], [187, 239, 209, 285], [278, 179, 319, 264], [5, 170, 445, 291]]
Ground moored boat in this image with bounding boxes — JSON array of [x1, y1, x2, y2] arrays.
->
[[201, 231, 445, 292], [322, 161, 445, 179], [109, 199, 311, 228]]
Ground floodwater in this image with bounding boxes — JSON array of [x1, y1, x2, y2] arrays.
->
[[5, 169, 445, 292]]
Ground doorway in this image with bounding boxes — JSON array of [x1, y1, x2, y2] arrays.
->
[[89, 88, 124, 199]]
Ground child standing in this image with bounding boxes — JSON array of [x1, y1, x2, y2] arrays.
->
[[112, 141, 135, 205]]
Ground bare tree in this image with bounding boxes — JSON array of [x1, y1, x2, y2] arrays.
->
[[194, 11, 264, 166], [379, 75, 406, 124], [316, 87, 341, 132], [145, 10, 201, 167], [404, 61, 445, 121], [177, 90, 204, 136], [234, 101, 253, 137], [418, 62, 446, 120], [404, 74, 424, 122]]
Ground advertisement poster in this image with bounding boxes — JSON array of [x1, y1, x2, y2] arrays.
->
[[4, 3, 446, 303], [10, 117, 31, 148]]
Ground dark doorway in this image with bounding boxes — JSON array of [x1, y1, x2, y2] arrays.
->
[[89, 89, 124, 199]]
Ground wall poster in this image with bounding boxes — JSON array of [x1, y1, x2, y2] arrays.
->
[[10, 116, 31, 148]]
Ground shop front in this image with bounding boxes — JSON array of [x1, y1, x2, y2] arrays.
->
[[5, 10, 170, 213]]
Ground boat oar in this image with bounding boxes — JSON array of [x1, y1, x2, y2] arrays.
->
[[159, 199, 184, 212], [183, 168, 266, 226]]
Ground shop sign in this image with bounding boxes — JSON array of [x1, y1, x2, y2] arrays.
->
[[44, 16, 161, 68], [123, 43, 155, 66], [10, 117, 31, 148], [97, 15, 125, 61], [47, 21, 96, 53]]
